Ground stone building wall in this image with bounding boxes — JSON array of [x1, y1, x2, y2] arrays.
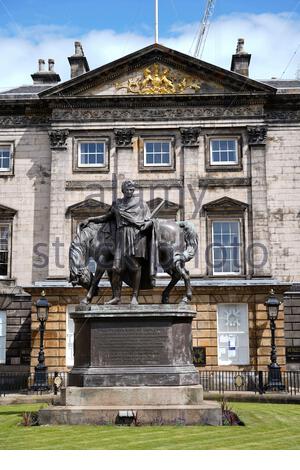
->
[[28, 285, 286, 372], [284, 286, 300, 370], [1, 121, 300, 285], [0, 129, 51, 285], [266, 127, 300, 282], [0, 288, 31, 371]]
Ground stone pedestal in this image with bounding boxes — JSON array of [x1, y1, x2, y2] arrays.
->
[[39, 305, 221, 426], [69, 304, 199, 387]]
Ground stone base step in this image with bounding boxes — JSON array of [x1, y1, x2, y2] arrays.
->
[[61, 385, 203, 406], [38, 401, 222, 426]]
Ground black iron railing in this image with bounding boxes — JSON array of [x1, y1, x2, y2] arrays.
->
[[0, 371, 68, 396], [198, 370, 300, 395], [1, 370, 300, 396]]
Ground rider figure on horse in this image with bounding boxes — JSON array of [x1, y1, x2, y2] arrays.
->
[[81, 180, 156, 305]]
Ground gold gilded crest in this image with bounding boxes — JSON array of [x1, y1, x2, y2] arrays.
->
[[116, 64, 201, 95]]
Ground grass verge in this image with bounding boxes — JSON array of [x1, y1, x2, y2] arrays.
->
[[0, 402, 299, 450]]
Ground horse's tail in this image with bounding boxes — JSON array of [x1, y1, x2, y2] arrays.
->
[[177, 221, 198, 262], [69, 224, 98, 284]]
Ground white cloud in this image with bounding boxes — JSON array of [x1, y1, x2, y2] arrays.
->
[[0, 12, 300, 89]]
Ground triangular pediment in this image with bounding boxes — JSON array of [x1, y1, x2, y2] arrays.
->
[[202, 197, 248, 213], [0, 203, 17, 217], [40, 44, 275, 99], [148, 197, 180, 213], [66, 198, 110, 216]]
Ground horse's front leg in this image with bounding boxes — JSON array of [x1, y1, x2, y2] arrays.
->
[[81, 267, 105, 305], [161, 272, 181, 304], [175, 262, 192, 304]]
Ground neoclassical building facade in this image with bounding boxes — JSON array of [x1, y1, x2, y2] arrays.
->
[[0, 41, 300, 373]]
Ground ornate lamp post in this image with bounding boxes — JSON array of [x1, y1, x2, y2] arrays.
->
[[264, 289, 285, 391], [32, 291, 50, 391]]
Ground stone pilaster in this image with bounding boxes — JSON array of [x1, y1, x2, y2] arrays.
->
[[284, 285, 300, 370], [248, 126, 271, 277], [181, 128, 202, 275], [0, 289, 32, 371], [48, 130, 69, 278], [114, 130, 136, 196]]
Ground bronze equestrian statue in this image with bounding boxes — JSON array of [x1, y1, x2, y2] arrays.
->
[[69, 180, 198, 305]]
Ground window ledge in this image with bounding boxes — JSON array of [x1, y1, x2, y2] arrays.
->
[[139, 166, 175, 173], [205, 165, 243, 173]]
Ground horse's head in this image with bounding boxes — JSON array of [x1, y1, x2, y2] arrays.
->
[[77, 267, 93, 289], [69, 267, 92, 289], [69, 225, 96, 289]]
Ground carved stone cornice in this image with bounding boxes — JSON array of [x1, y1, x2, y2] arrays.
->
[[48, 129, 69, 150], [52, 105, 263, 122], [180, 127, 201, 146], [266, 109, 300, 121], [114, 128, 135, 147], [0, 115, 50, 127], [247, 126, 268, 145]]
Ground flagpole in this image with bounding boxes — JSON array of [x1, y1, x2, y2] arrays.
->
[[155, 0, 159, 43]]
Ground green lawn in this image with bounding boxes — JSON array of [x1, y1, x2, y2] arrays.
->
[[0, 402, 299, 450]]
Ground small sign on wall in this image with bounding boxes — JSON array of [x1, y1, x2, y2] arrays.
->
[[192, 347, 206, 367], [286, 347, 300, 363]]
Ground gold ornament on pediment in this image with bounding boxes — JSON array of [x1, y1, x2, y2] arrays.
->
[[115, 64, 201, 95]]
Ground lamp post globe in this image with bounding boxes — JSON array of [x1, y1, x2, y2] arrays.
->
[[32, 291, 50, 392], [264, 289, 285, 392]]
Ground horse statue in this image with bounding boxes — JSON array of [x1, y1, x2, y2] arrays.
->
[[69, 218, 198, 305], [69, 180, 198, 305]]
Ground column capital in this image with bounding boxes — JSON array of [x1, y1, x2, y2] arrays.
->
[[180, 127, 201, 146], [247, 126, 268, 145], [48, 129, 69, 150], [114, 128, 135, 147]]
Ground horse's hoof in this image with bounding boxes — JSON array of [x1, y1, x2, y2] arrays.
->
[[161, 297, 169, 304], [105, 297, 121, 305], [179, 297, 189, 305], [80, 299, 89, 305], [130, 297, 139, 306]]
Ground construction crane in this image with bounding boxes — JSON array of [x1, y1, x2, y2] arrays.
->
[[192, 0, 216, 59]]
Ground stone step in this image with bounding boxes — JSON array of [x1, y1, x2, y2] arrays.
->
[[39, 401, 222, 426], [61, 385, 203, 406]]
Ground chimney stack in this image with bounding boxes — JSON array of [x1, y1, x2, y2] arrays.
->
[[68, 41, 90, 79], [231, 38, 251, 77], [31, 58, 61, 84], [38, 59, 45, 72]]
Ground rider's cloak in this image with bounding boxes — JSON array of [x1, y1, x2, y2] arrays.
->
[[99, 195, 158, 289]]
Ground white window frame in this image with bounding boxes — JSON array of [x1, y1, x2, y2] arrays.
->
[[66, 305, 75, 367], [210, 138, 238, 166], [144, 140, 172, 167], [77, 141, 106, 168], [0, 311, 6, 364], [0, 143, 13, 172], [217, 303, 250, 366], [212, 220, 241, 276], [0, 222, 12, 279]]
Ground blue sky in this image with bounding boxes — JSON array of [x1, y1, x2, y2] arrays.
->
[[1, 1, 299, 36], [0, 1, 300, 87]]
